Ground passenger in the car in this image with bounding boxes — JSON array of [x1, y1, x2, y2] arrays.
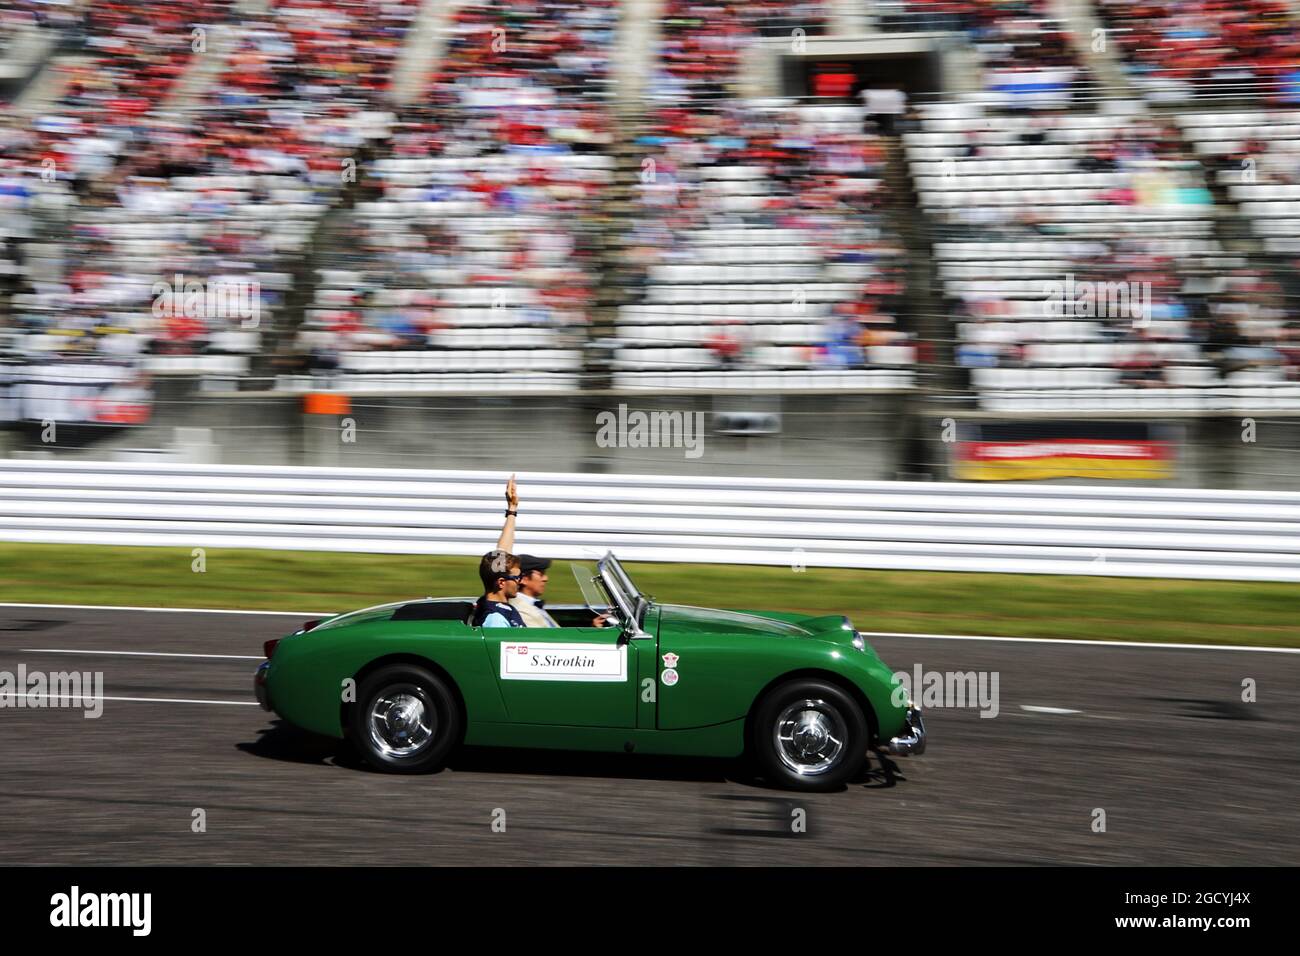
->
[[469, 476, 524, 627], [470, 550, 525, 628]]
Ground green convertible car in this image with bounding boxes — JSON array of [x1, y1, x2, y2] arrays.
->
[[254, 553, 925, 791]]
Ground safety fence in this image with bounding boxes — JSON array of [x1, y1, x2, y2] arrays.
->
[[1, 462, 1298, 581]]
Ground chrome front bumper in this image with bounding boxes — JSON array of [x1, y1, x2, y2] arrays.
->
[[254, 661, 271, 711], [881, 706, 926, 756]]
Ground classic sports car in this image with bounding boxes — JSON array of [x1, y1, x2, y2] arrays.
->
[[254, 553, 925, 791]]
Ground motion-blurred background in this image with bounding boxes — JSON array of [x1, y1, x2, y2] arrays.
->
[[1, 5, 1297, 872], [3, 0, 1300, 487]]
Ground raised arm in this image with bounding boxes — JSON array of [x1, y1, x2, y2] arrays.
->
[[496, 474, 518, 552]]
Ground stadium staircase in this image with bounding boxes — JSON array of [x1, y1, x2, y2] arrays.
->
[[615, 0, 663, 106], [9, 0, 91, 118], [880, 127, 954, 476], [831, 0, 869, 34], [388, 0, 461, 106], [261, 195, 356, 381], [0, 14, 59, 104], [881, 134, 955, 394], [590, 0, 669, 390], [163, 1, 248, 110], [1054, 0, 1130, 98]]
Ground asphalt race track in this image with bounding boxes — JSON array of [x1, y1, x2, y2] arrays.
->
[[1, 605, 1297, 866]]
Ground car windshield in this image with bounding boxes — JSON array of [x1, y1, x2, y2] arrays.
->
[[571, 562, 619, 626], [599, 553, 646, 629]]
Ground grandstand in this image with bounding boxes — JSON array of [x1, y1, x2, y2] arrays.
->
[[907, 101, 1264, 412], [2, 0, 1300, 471], [1095, 0, 1299, 103], [290, 0, 615, 393], [615, 99, 915, 391]]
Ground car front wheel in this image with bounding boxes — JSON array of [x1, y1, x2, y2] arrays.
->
[[752, 679, 868, 791], [350, 664, 461, 774]]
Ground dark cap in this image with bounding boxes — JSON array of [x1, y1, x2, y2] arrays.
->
[[517, 554, 551, 575]]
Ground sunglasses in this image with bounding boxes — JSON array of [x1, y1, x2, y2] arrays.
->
[[501, 573, 523, 582]]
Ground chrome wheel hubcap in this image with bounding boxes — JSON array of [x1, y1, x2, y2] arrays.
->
[[775, 699, 846, 775], [368, 685, 435, 758]]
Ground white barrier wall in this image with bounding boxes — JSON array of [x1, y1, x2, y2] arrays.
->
[[1, 461, 1299, 581]]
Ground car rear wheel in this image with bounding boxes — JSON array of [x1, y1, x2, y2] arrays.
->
[[350, 664, 461, 774], [751, 679, 868, 792]]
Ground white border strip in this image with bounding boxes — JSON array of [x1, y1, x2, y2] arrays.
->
[[21, 648, 263, 661], [0, 602, 328, 617], [2, 602, 1294, 655], [1020, 705, 1082, 715], [859, 630, 1300, 654], [10, 692, 258, 707]]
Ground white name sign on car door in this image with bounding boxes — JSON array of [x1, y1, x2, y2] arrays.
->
[[499, 642, 628, 682]]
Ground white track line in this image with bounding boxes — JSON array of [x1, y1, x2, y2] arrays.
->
[[21, 648, 262, 661], [8, 692, 257, 707], [2, 603, 1295, 655], [859, 631, 1300, 654], [1020, 705, 1082, 715], [0, 602, 326, 616]]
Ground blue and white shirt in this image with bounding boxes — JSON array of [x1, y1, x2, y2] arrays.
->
[[471, 597, 524, 628]]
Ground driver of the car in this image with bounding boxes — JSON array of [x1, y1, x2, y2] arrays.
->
[[511, 554, 560, 627]]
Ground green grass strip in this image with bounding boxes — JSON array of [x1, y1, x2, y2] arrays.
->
[[1, 543, 1296, 648]]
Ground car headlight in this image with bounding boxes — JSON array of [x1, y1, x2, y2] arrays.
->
[[851, 632, 867, 652]]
